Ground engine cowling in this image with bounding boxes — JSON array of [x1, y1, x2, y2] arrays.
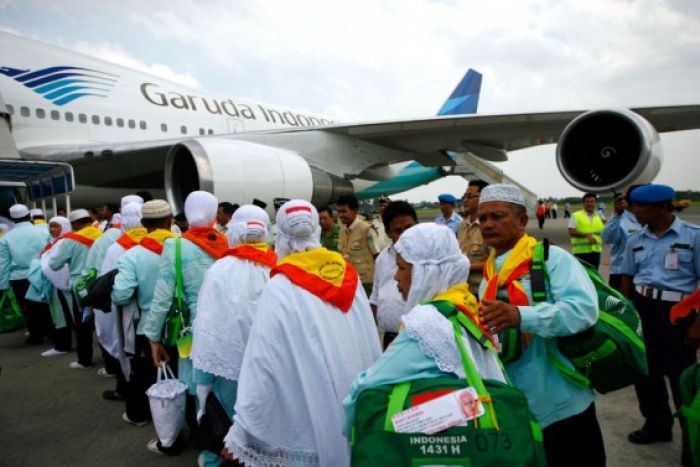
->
[[556, 109, 663, 193], [164, 138, 353, 214]]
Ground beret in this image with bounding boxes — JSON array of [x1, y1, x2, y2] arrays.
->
[[438, 194, 458, 204], [630, 184, 675, 204]]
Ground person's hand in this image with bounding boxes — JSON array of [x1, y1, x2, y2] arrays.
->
[[221, 447, 239, 465], [478, 300, 521, 334], [149, 342, 170, 368], [613, 198, 627, 215], [587, 234, 597, 244]]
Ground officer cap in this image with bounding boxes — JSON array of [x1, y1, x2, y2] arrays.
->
[[630, 184, 675, 204], [438, 194, 458, 204]]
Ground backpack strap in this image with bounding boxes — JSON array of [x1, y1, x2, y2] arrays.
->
[[383, 382, 411, 432], [530, 240, 550, 304]]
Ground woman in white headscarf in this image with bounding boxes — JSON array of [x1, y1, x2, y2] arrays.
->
[[222, 199, 381, 467], [342, 223, 506, 436], [192, 205, 277, 466]]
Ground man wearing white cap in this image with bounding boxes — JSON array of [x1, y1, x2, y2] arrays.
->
[[475, 184, 604, 466], [222, 200, 381, 467], [49, 208, 103, 368], [0, 203, 52, 344], [112, 200, 179, 441], [30, 208, 47, 226]]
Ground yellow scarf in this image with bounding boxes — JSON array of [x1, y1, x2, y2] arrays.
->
[[146, 229, 177, 244], [482, 234, 536, 305], [432, 283, 479, 316], [125, 227, 148, 242], [75, 225, 103, 241]]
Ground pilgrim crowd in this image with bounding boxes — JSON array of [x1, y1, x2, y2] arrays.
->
[[0, 181, 698, 467]]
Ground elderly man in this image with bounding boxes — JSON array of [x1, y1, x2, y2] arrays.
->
[[458, 180, 490, 294], [620, 184, 700, 445], [338, 193, 380, 296], [435, 193, 462, 235], [222, 200, 381, 467], [476, 184, 604, 466], [568, 192, 606, 270]]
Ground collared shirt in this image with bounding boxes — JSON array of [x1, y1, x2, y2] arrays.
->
[[0, 221, 50, 288], [370, 217, 391, 252], [621, 216, 700, 293], [320, 224, 340, 252], [434, 212, 462, 236], [457, 217, 489, 291], [601, 210, 641, 274], [369, 245, 406, 332], [567, 210, 606, 229]]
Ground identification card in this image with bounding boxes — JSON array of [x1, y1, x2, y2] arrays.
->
[[391, 387, 484, 434], [665, 251, 680, 270]]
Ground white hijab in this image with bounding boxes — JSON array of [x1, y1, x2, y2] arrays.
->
[[119, 202, 142, 232], [41, 216, 72, 290], [226, 204, 271, 246], [48, 216, 71, 239], [274, 199, 321, 258], [120, 194, 144, 209], [185, 190, 218, 227]]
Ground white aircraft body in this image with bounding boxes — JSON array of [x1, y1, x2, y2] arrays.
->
[[1, 31, 700, 213]]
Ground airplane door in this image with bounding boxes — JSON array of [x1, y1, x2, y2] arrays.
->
[[227, 118, 244, 133]]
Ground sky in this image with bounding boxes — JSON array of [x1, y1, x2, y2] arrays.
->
[[1, 0, 699, 202]]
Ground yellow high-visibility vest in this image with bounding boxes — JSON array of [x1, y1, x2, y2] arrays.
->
[[571, 210, 604, 254]]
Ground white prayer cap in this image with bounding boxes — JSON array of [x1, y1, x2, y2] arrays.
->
[[184, 191, 218, 227], [275, 199, 321, 258], [68, 209, 91, 223], [120, 202, 142, 231], [48, 216, 71, 237], [478, 184, 525, 207], [395, 223, 470, 310], [227, 204, 271, 246], [9, 204, 29, 219], [141, 199, 172, 219], [30, 208, 44, 218], [120, 194, 144, 209]]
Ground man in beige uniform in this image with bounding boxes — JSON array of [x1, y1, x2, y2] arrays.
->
[[337, 194, 379, 297], [457, 180, 491, 294]]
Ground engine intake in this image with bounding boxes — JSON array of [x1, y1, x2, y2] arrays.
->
[[556, 109, 663, 193]]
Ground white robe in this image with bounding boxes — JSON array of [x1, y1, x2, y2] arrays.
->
[[224, 274, 382, 467], [40, 239, 70, 291]]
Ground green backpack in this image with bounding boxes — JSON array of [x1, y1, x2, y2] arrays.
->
[[161, 238, 192, 357], [74, 267, 98, 306], [500, 240, 648, 394], [680, 362, 700, 467], [0, 288, 25, 333], [351, 301, 547, 467]]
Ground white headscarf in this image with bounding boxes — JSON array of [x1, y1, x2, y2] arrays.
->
[[48, 216, 71, 238], [119, 202, 142, 232], [227, 204, 271, 246], [184, 191, 218, 227], [395, 223, 470, 310], [111, 213, 122, 226], [120, 194, 144, 209], [274, 199, 321, 258]]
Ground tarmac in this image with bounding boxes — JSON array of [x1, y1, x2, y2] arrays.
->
[[1, 207, 698, 466]]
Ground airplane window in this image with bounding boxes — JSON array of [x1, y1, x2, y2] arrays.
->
[[65, 112, 74, 122], [140, 121, 146, 130], [199, 128, 205, 135], [79, 113, 87, 123], [36, 108, 46, 119], [161, 123, 168, 132], [180, 125, 187, 134], [51, 110, 60, 120], [128, 119, 135, 129], [20, 107, 29, 117], [104, 116, 113, 126], [116, 118, 124, 127], [208, 129, 214, 135], [92, 115, 100, 124], [6, 104, 14, 115]]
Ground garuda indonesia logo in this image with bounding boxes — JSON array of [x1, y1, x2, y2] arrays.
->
[[0, 66, 118, 106]]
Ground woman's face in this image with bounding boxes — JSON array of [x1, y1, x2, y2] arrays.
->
[[49, 222, 62, 239], [394, 253, 413, 301]]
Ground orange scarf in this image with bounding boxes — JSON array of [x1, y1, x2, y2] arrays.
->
[[182, 226, 229, 259], [271, 247, 358, 312], [226, 244, 277, 268]]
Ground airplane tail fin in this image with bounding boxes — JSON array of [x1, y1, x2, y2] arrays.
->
[[437, 68, 482, 116]]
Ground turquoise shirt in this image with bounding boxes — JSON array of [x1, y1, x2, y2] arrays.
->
[[48, 237, 91, 289], [481, 244, 598, 428], [0, 222, 50, 288], [84, 228, 120, 273], [621, 216, 700, 293], [111, 244, 162, 335], [601, 210, 641, 275]]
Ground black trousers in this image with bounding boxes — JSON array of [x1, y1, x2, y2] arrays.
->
[[543, 403, 606, 467], [124, 335, 157, 423], [53, 290, 73, 351], [574, 252, 601, 270], [537, 216, 545, 229], [632, 292, 696, 434], [608, 273, 622, 292], [10, 279, 53, 343], [58, 291, 93, 366]]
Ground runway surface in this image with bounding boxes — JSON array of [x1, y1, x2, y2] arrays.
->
[[2, 207, 697, 466]]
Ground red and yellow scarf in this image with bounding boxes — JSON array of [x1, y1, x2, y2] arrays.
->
[[63, 225, 103, 248], [116, 227, 148, 250], [271, 247, 358, 312], [225, 243, 277, 268], [182, 226, 229, 259], [140, 229, 178, 255], [432, 284, 496, 345]]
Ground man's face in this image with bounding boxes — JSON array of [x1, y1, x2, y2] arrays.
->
[[49, 221, 62, 239], [394, 253, 413, 301], [440, 202, 454, 217], [337, 204, 357, 226], [99, 205, 113, 221], [630, 202, 663, 226], [583, 196, 597, 213], [319, 211, 334, 231], [464, 186, 481, 216], [216, 207, 231, 226], [478, 201, 528, 254], [386, 215, 416, 244]]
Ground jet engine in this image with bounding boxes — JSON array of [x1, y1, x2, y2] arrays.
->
[[164, 138, 353, 214], [556, 109, 663, 193]]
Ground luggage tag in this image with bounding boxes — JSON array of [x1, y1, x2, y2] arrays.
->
[[665, 250, 680, 270], [391, 387, 484, 434], [176, 326, 193, 359]]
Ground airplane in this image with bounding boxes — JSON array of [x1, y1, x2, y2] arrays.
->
[[1, 31, 700, 216]]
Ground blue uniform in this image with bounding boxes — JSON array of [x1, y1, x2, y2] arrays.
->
[[434, 212, 462, 236], [601, 210, 641, 275], [0, 222, 50, 288]]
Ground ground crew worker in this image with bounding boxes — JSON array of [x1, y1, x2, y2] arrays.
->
[[338, 194, 379, 296], [568, 192, 606, 269], [434, 193, 462, 235], [601, 189, 642, 291], [457, 180, 490, 294], [318, 206, 340, 252], [620, 184, 700, 445]]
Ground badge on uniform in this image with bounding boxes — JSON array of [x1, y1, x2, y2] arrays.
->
[[665, 250, 679, 270]]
